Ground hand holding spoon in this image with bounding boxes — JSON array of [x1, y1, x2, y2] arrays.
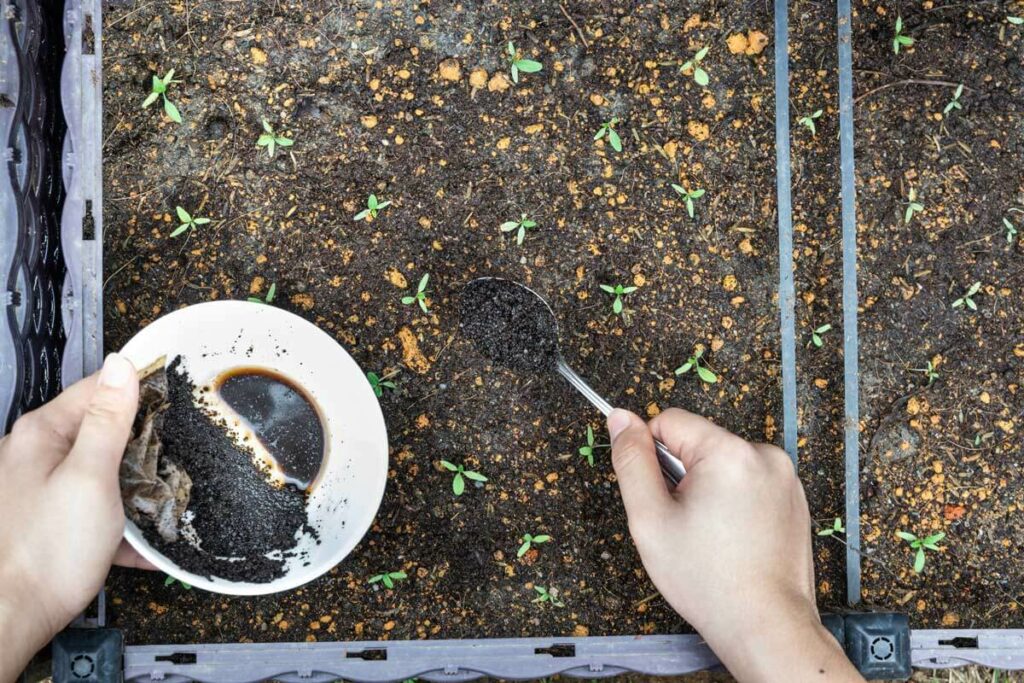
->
[[459, 277, 686, 488]]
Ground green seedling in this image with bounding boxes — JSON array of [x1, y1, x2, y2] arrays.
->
[[531, 585, 564, 607], [368, 570, 407, 589], [594, 118, 623, 152], [164, 575, 192, 590], [367, 370, 399, 397], [896, 530, 945, 573], [675, 347, 717, 384], [517, 533, 552, 558], [354, 194, 392, 221], [1008, 16, 1024, 25], [680, 46, 710, 86], [142, 69, 182, 123], [912, 360, 939, 386], [952, 281, 981, 311], [798, 109, 823, 136], [893, 16, 914, 54], [810, 323, 832, 348], [1004, 218, 1018, 243], [943, 84, 964, 115], [257, 118, 294, 157], [440, 460, 487, 496], [600, 283, 637, 315], [817, 517, 845, 537], [578, 425, 608, 466], [506, 41, 542, 83], [170, 206, 211, 238], [401, 273, 431, 313], [904, 188, 924, 224], [247, 282, 277, 305], [500, 214, 537, 245], [671, 184, 705, 219]]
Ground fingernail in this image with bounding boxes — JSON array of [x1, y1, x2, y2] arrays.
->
[[607, 409, 632, 441], [99, 353, 135, 388]]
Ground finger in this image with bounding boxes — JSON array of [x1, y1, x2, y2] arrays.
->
[[58, 354, 139, 481], [648, 408, 746, 472], [0, 375, 103, 471], [607, 409, 672, 525], [113, 539, 159, 571]]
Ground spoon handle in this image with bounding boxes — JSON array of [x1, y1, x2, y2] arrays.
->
[[557, 360, 686, 488]]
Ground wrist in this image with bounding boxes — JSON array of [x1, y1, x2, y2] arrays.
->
[[0, 583, 58, 681], [700, 594, 862, 683]]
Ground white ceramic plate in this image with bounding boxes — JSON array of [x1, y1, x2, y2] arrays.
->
[[118, 301, 389, 595]]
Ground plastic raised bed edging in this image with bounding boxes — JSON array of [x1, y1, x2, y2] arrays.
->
[[0, 0, 1018, 681]]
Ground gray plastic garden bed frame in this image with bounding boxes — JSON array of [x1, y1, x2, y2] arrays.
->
[[3, 0, 1023, 680]]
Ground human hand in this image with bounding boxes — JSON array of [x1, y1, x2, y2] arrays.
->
[[607, 408, 863, 683], [0, 354, 152, 680]]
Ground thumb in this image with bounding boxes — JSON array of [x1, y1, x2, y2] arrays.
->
[[63, 354, 139, 479], [608, 409, 671, 525]]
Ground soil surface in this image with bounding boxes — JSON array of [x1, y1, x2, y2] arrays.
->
[[99, 0, 1022, 647]]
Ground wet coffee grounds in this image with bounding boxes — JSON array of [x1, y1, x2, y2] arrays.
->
[[459, 278, 561, 374], [141, 357, 316, 582]]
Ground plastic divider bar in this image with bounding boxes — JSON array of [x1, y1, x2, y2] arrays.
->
[[59, 0, 103, 387], [837, 0, 862, 606], [773, 0, 797, 465], [123, 635, 721, 683]]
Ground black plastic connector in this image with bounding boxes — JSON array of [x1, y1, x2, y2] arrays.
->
[[823, 612, 911, 681], [52, 628, 123, 683]]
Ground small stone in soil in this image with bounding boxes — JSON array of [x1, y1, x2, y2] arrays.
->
[[459, 278, 561, 374]]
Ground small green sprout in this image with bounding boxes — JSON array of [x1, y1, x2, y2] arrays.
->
[[943, 84, 964, 115], [896, 530, 945, 573], [355, 194, 392, 221], [578, 425, 608, 466], [170, 206, 211, 238], [164, 575, 192, 590], [912, 360, 939, 386], [1008, 16, 1024, 25], [517, 533, 552, 558], [401, 273, 431, 313], [368, 570, 407, 589], [247, 282, 277, 305], [594, 118, 623, 153], [951, 281, 981, 311], [904, 188, 924, 224], [500, 214, 537, 246], [798, 109, 823, 136], [680, 46, 710, 86], [506, 41, 542, 83], [1004, 218, 1018, 243], [810, 323, 832, 348], [440, 460, 487, 496], [531, 585, 564, 607], [257, 118, 294, 157], [893, 16, 914, 54], [671, 184, 706, 219], [367, 370, 399, 397], [675, 347, 717, 384], [599, 283, 638, 315], [142, 69, 182, 123], [817, 517, 845, 537]]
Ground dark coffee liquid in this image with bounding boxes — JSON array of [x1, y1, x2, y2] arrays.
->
[[214, 368, 325, 490]]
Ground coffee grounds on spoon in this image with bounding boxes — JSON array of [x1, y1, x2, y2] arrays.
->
[[459, 278, 561, 373]]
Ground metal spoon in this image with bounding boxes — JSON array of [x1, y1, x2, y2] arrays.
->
[[461, 278, 686, 488]]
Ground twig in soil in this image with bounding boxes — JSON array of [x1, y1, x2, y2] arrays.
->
[[103, 257, 140, 290], [633, 591, 661, 608], [559, 4, 589, 48], [855, 79, 967, 105]]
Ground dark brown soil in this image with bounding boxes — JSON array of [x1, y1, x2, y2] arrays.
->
[[144, 357, 314, 583], [98, 0, 1022, 647], [459, 277, 561, 373]]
